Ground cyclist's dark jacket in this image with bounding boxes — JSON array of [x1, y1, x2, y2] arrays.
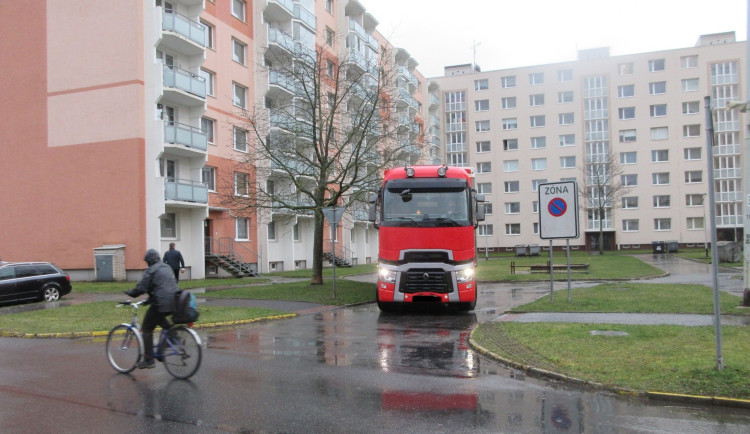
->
[[130, 249, 177, 313]]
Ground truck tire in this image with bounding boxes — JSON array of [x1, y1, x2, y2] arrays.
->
[[458, 287, 477, 311]]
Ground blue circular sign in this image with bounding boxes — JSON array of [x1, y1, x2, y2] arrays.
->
[[548, 198, 567, 217]]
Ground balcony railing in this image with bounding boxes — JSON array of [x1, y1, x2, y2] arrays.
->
[[268, 26, 294, 51], [163, 65, 206, 98], [714, 168, 741, 179], [266, 0, 294, 15], [348, 18, 367, 40], [715, 144, 741, 155], [293, 4, 316, 30], [164, 122, 207, 151], [398, 88, 418, 109], [430, 93, 440, 107], [165, 178, 208, 203], [162, 10, 206, 47], [269, 70, 297, 94]]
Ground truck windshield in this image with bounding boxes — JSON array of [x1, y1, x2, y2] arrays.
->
[[382, 187, 470, 227]]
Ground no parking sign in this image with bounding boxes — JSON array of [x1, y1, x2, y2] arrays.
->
[[538, 181, 579, 239]]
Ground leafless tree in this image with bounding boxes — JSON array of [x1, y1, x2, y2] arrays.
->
[[219, 35, 424, 284]]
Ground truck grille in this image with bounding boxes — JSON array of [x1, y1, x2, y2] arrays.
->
[[401, 269, 450, 293], [403, 251, 450, 263]]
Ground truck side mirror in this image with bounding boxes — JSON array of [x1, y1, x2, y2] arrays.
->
[[476, 203, 486, 222], [368, 193, 379, 227]]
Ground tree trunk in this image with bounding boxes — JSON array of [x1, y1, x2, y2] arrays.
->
[[311, 209, 325, 285], [598, 213, 605, 255]]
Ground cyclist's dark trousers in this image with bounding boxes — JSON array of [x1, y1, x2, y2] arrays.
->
[[142, 306, 171, 362]]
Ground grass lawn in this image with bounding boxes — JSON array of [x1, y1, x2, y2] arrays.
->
[[205, 279, 375, 306], [73, 277, 272, 294]]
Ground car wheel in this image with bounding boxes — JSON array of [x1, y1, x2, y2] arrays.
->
[[42, 285, 61, 302]]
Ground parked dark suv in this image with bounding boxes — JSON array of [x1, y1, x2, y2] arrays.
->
[[0, 262, 72, 304]]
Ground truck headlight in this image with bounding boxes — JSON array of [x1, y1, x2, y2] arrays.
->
[[456, 267, 475, 283], [378, 266, 397, 283]]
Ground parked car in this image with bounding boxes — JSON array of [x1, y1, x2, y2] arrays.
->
[[0, 262, 72, 304]]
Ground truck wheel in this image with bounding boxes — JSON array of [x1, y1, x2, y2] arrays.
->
[[458, 288, 477, 311], [377, 300, 397, 312]]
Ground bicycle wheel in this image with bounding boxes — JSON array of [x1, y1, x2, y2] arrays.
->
[[162, 326, 202, 379], [106, 324, 143, 373]]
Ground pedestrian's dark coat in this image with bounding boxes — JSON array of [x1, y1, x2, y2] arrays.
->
[[163, 248, 185, 271]]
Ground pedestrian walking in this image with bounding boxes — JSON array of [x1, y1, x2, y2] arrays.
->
[[163, 242, 185, 281]]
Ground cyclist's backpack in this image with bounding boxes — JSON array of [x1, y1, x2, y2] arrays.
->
[[172, 290, 199, 324]]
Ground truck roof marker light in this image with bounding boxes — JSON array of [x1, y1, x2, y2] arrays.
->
[[437, 166, 447, 177], [405, 167, 415, 177]]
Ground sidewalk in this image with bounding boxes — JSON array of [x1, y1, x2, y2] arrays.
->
[[496, 312, 750, 326]]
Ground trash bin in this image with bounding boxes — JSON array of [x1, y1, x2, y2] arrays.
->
[[516, 245, 528, 256], [528, 244, 541, 256], [651, 241, 666, 253], [717, 241, 741, 262], [666, 240, 679, 253]]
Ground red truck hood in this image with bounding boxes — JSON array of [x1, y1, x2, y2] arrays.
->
[[379, 226, 476, 262]]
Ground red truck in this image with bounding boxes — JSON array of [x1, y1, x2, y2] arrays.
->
[[368, 165, 485, 311]]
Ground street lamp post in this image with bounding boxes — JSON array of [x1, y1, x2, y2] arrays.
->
[[702, 193, 709, 257]]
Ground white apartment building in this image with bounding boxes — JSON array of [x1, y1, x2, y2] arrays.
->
[[431, 32, 745, 252]]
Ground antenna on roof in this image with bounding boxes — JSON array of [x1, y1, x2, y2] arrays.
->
[[471, 40, 481, 72]]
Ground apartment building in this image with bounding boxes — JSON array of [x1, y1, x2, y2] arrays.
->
[[431, 32, 746, 252], [0, 0, 430, 280]]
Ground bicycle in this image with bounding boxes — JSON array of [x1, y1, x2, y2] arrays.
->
[[105, 299, 202, 379]]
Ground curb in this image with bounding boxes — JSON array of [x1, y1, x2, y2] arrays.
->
[[468, 327, 750, 409]]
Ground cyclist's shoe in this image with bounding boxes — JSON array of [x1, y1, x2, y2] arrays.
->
[[137, 359, 156, 369]]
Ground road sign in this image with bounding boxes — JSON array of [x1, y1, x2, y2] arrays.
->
[[539, 181, 579, 239], [322, 206, 345, 225]]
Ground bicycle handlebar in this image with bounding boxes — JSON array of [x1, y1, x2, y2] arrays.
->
[[116, 300, 147, 308]]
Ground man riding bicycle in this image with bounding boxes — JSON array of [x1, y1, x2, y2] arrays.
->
[[125, 249, 177, 369]]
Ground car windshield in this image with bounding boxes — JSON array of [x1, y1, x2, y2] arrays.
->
[[382, 187, 470, 227]]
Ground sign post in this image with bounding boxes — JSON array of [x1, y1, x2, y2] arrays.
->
[[538, 181, 579, 302], [322, 206, 346, 299]]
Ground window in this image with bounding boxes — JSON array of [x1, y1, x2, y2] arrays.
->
[[475, 99, 489, 111], [619, 129, 636, 143], [531, 158, 547, 170], [501, 97, 516, 109], [231, 0, 246, 21], [530, 94, 545, 106], [532, 201, 539, 213], [558, 69, 573, 82], [199, 69, 215, 96], [650, 104, 667, 117], [233, 126, 248, 152], [683, 101, 700, 114], [560, 156, 576, 168], [477, 182, 492, 194], [530, 115, 545, 128], [476, 141, 491, 153], [618, 107, 635, 120], [325, 28, 335, 45], [503, 160, 519, 172], [504, 181, 520, 193], [559, 134, 575, 146], [622, 174, 638, 186], [648, 58, 665, 72], [506, 223, 521, 235], [503, 138, 518, 151], [620, 151, 637, 165], [649, 81, 666, 95], [685, 170, 702, 183], [558, 113, 574, 125], [623, 219, 639, 231], [653, 195, 671, 208], [201, 20, 214, 49], [267, 221, 276, 241], [681, 55, 698, 69], [622, 197, 639, 209], [202, 166, 216, 191], [651, 149, 668, 162], [682, 78, 699, 92], [201, 117, 215, 144], [478, 224, 493, 236], [618, 62, 634, 75], [618, 85, 635, 98], [234, 217, 249, 240], [233, 82, 247, 108], [683, 124, 701, 137], [531, 179, 547, 192], [474, 79, 489, 90], [558, 91, 574, 104], [529, 72, 544, 85], [686, 194, 705, 206], [652, 172, 670, 185], [501, 75, 516, 88], [654, 218, 671, 231], [684, 147, 701, 160], [533, 222, 540, 234], [234, 172, 249, 196], [161, 213, 176, 238], [476, 120, 490, 132], [651, 127, 668, 140], [325, 0, 333, 13], [502, 118, 518, 130], [232, 39, 246, 65], [687, 217, 705, 230], [326, 60, 334, 77], [505, 202, 521, 214], [531, 136, 546, 149], [476, 162, 491, 174]]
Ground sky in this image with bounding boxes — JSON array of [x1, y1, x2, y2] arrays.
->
[[362, 0, 748, 78]]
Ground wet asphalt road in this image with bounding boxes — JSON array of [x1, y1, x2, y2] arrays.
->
[[1, 255, 750, 432]]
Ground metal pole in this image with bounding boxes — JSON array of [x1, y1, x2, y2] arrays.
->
[[702, 193, 709, 257], [484, 229, 488, 261], [331, 222, 337, 299], [549, 240, 554, 302], [705, 96, 723, 370], [566, 239, 572, 302], [743, 0, 750, 310]]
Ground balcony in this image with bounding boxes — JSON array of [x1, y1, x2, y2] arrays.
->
[[267, 26, 294, 55], [348, 18, 367, 40], [264, 0, 294, 22], [293, 4, 316, 31], [165, 178, 208, 205], [714, 168, 741, 179], [397, 88, 418, 111], [398, 66, 418, 91], [164, 122, 207, 155], [429, 93, 440, 109], [268, 69, 297, 96], [161, 10, 206, 55], [162, 65, 206, 106]]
